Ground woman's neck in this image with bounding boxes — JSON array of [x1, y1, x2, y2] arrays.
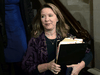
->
[[45, 30, 56, 39]]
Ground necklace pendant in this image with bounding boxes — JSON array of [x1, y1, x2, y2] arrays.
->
[[52, 43, 54, 45]]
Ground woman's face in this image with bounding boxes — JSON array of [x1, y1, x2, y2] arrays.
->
[[41, 7, 58, 31]]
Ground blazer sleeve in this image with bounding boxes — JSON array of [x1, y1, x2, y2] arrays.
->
[[82, 49, 93, 66], [21, 38, 40, 75]]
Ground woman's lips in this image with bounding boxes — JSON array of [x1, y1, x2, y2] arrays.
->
[[45, 23, 51, 25]]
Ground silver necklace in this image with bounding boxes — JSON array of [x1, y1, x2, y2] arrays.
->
[[49, 39, 56, 45], [45, 34, 56, 45]]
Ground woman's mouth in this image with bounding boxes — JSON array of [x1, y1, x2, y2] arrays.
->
[[45, 23, 50, 25]]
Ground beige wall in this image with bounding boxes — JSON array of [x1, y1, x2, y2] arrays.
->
[[60, 0, 100, 69], [60, 0, 90, 34], [93, 0, 100, 70]]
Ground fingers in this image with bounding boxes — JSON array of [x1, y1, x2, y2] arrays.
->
[[68, 64, 81, 75], [67, 65, 72, 67], [71, 74, 78, 75], [51, 70, 59, 74], [50, 63, 61, 74], [53, 65, 61, 72], [70, 69, 78, 75], [48, 59, 61, 74], [67, 64, 77, 67]]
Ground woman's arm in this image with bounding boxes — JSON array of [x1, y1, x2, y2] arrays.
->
[[82, 49, 93, 66], [22, 38, 41, 74], [38, 59, 61, 74], [67, 49, 93, 75], [67, 60, 85, 75]]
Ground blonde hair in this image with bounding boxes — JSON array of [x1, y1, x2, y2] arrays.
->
[[31, 3, 70, 38]]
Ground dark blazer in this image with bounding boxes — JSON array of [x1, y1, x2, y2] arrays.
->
[[22, 32, 92, 75]]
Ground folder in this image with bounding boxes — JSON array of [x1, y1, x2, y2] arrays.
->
[[55, 38, 88, 75], [56, 38, 87, 65]]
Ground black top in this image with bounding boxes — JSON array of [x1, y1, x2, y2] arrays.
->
[[45, 36, 57, 75]]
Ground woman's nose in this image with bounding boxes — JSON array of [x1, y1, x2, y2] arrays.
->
[[45, 16, 49, 21]]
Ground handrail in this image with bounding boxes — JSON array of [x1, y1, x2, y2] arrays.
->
[[50, 0, 91, 42]]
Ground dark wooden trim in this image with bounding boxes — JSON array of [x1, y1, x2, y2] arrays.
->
[[90, 0, 94, 68]]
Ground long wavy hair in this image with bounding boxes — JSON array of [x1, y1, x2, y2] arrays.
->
[[31, 3, 70, 38]]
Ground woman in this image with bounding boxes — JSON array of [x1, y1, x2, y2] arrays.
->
[[22, 3, 92, 75]]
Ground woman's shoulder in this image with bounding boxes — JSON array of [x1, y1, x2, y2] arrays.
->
[[29, 37, 40, 43], [29, 32, 45, 42]]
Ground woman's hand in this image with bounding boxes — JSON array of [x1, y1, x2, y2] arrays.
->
[[47, 59, 61, 74], [67, 61, 85, 75]]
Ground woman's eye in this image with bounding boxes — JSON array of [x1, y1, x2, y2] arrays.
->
[[41, 15, 45, 18], [49, 15, 53, 17]]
